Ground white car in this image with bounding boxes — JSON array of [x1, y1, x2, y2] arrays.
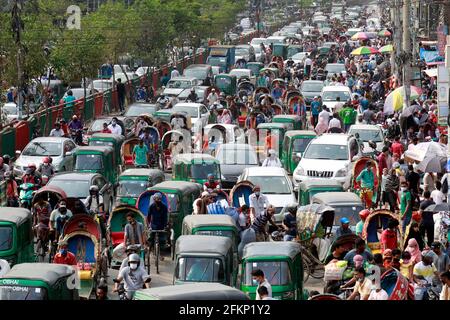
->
[[287, 52, 309, 65], [163, 77, 202, 97], [325, 63, 347, 77], [348, 124, 385, 155], [2, 102, 19, 123], [111, 72, 139, 83], [320, 85, 352, 111], [292, 134, 362, 190], [90, 80, 113, 93], [238, 167, 296, 214], [172, 102, 210, 130]]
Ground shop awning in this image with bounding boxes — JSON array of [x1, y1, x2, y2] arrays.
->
[[423, 68, 438, 78]]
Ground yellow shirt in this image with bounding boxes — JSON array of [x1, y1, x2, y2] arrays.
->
[[400, 260, 413, 279]]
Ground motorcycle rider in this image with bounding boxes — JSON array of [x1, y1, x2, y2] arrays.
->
[[187, 88, 198, 102], [0, 157, 10, 180], [49, 122, 64, 137], [68, 115, 83, 144], [114, 253, 151, 300], [84, 185, 104, 214], [22, 164, 41, 188], [38, 157, 55, 180]]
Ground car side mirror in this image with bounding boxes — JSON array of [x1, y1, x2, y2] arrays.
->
[[15, 150, 21, 157], [65, 151, 72, 157]]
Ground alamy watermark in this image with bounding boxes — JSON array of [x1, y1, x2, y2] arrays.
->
[[66, 5, 81, 30]]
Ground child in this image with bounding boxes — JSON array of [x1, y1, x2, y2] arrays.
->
[[400, 251, 414, 281]]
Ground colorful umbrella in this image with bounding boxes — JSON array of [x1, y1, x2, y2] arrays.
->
[[379, 44, 394, 53], [378, 29, 392, 37], [351, 32, 370, 40], [351, 46, 380, 55], [383, 85, 423, 114]]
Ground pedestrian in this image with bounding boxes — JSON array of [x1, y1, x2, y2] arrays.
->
[[249, 185, 269, 223], [344, 238, 374, 267], [405, 238, 423, 265], [440, 271, 450, 300], [49, 122, 64, 137], [53, 241, 77, 266], [400, 181, 413, 233], [400, 251, 414, 280], [339, 103, 357, 132], [170, 66, 180, 79], [282, 206, 297, 241], [108, 117, 123, 135], [430, 242, 450, 274], [336, 217, 353, 238], [238, 205, 251, 232], [250, 205, 278, 242], [380, 219, 399, 252], [419, 190, 435, 247], [355, 209, 370, 237], [368, 281, 389, 300], [261, 149, 282, 167], [116, 78, 126, 113], [252, 269, 272, 300], [310, 96, 321, 127], [257, 285, 276, 300], [101, 122, 112, 133], [430, 180, 446, 205]]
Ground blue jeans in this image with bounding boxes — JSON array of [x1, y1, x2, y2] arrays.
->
[[402, 215, 412, 233]]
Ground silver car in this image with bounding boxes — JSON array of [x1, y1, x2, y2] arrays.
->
[[14, 137, 77, 176]]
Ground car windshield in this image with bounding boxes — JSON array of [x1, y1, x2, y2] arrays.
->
[[247, 176, 291, 194], [48, 179, 90, 198], [216, 147, 258, 165], [301, 82, 323, 92], [167, 80, 192, 89], [322, 91, 350, 101], [235, 48, 249, 56], [348, 129, 382, 142], [293, 138, 314, 153], [176, 257, 224, 282], [244, 261, 291, 286], [196, 230, 233, 238], [125, 105, 156, 117], [333, 205, 363, 226], [207, 57, 226, 65], [75, 154, 103, 170], [230, 70, 251, 78], [172, 105, 198, 117], [0, 286, 47, 300], [215, 77, 232, 87], [89, 140, 114, 147], [184, 68, 207, 80], [304, 144, 348, 161], [22, 142, 62, 157], [118, 180, 149, 197], [0, 227, 12, 251], [190, 163, 220, 180], [325, 65, 346, 74], [178, 89, 205, 100]]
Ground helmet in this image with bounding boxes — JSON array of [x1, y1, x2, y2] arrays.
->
[[359, 209, 370, 220], [207, 173, 214, 179], [126, 245, 140, 253], [340, 217, 350, 224], [153, 192, 162, 200], [43, 157, 50, 164], [28, 163, 36, 169], [2, 154, 10, 161], [128, 253, 140, 264], [89, 185, 99, 192]]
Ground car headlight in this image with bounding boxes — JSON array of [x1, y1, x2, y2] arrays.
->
[[335, 168, 347, 177], [294, 166, 305, 176]]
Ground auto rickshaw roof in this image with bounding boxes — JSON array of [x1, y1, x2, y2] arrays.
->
[[312, 192, 363, 204], [2, 263, 75, 285], [90, 133, 125, 142], [215, 74, 237, 79], [135, 283, 248, 300], [284, 130, 317, 138], [299, 179, 343, 189], [242, 242, 301, 260], [256, 122, 289, 130], [149, 181, 202, 193], [176, 235, 232, 256], [120, 168, 165, 179], [183, 215, 237, 230], [273, 115, 301, 121], [0, 207, 31, 225], [173, 153, 220, 164], [75, 145, 113, 154]]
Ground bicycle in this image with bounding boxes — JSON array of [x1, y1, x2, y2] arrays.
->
[[34, 224, 49, 262], [148, 229, 167, 274]]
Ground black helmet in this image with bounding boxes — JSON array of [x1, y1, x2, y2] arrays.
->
[[287, 204, 297, 215]]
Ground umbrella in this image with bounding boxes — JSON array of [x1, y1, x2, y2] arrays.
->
[[379, 44, 394, 53], [383, 85, 423, 114], [351, 32, 370, 40], [378, 29, 392, 37], [351, 46, 380, 55], [425, 203, 450, 213], [403, 141, 447, 172]]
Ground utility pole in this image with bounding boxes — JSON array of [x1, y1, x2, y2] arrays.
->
[[402, 0, 411, 110], [392, 0, 402, 83], [11, 0, 24, 120]]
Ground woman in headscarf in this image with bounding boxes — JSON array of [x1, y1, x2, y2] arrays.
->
[[404, 221, 425, 251], [405, 238, 422, 265], [315, 116, 328, 135], [353, 254, 364, 269], [218, 109, 232, 124]]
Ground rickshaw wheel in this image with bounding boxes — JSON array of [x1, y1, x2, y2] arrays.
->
[[145, 248, 151, 275], [171, 240, 175, 261], [302, 258, 311, 283]]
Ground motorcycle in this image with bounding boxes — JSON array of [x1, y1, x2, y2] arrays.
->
[[113, 279, 129, 300], [70, 129, 83, 145], [19, 183, 35, 209]]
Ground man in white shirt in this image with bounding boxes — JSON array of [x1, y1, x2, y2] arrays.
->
[[249, 185, 269, 222], [108, 117, 123, 135], [207, 89, 219, 106], [258, 286, 276, 300], [368, 282, 389, 300], [252, 269, 272, 300], [328, 113, 342, 130], [304, 56, 312, 76], [430, 181, 445, 205], [318, 106, 330, 125], [50, 122, 64, 137], [333, 97, 344, 113], [170, 67, 180, 79], [262, 149, 282, 167]]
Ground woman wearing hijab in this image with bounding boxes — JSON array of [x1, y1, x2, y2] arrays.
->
[[405, 238, 422, 265], [404, 222, 425, 251], [315, 117, 328, 135], [218, 109, 232, 124]]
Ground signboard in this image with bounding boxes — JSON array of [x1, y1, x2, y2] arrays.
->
[[437, 24, 448, 56], [437, 65, 449, 126], [209, 48, 229, 57]]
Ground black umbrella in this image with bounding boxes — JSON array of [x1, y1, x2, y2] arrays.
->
[[425, 203, 450, 213]]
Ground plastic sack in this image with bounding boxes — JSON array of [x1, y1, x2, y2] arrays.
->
[[324, 260, 348, 281], [112, 242, 127, 263]]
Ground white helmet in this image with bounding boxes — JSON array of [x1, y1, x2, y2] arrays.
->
[[128, 253, 140, 264]]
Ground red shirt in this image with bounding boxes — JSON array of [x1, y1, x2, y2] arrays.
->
[[381, 229, 397, 251], [53, 252, 77, 265], [377, 153, 387, 176], [101, 128, 112, 133], [6, 180, 18, 198], [391, 142, 404, 156]]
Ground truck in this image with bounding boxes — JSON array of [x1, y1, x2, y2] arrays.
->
[[206, 45, 235, 73]]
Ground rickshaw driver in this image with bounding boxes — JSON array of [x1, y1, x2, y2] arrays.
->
[[114, 253, 151, 300], [84, 185, 104, 215], [132, 139, 149, 168], [204, 174, 221, 191], [147, 193, 169, 260], [140, 127, 157, 165], [33, 196, 52, 245], [355, 161, 375, 209], [53, 240, 77, 266], [124, 213, 146, 248]]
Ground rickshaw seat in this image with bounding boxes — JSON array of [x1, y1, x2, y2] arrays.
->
[[111, 232, 125, 247], [124, 156, 133, 165]]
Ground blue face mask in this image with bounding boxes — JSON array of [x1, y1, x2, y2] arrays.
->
[[60, 249, 67, 256]]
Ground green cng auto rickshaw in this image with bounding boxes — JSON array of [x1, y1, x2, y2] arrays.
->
[[281, 130, 317, 174], [298, 179, 344, 206], [214, 74, 237, 96], [240, 242, 306, 300], [148, 181, 202, 241], [88, 133, 124, 166], [0, 208, 34, 266], [116, 169, 165, 206], [73, 146, 119, 185], [272, 44, 289, 59], [255, 122, 289, 160], [247, 62, 264, 77], [273, 115, 302, 130], [172, 153, 221, 185], [134, 283, 249, 300], [182, 215, 239, 258], [174, 235, 236, 287], [287, 45, 303, 58], [0, 263, 79, 300]]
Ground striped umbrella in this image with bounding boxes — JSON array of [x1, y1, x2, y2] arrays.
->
[[351, 32, 370, 40], [379, 44, 394, 53], [351, 46, 380, 55], [383, 85, 423, 114], [378, 29, 392, 37]]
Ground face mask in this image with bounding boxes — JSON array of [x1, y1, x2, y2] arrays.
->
[[252, 279, 259, 286], [255, 192, 260, 196], [358, 278, 364, 283], [60, 249, 67, 256], [401, 187, 407, 192], [130, 263, 138, 270]]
